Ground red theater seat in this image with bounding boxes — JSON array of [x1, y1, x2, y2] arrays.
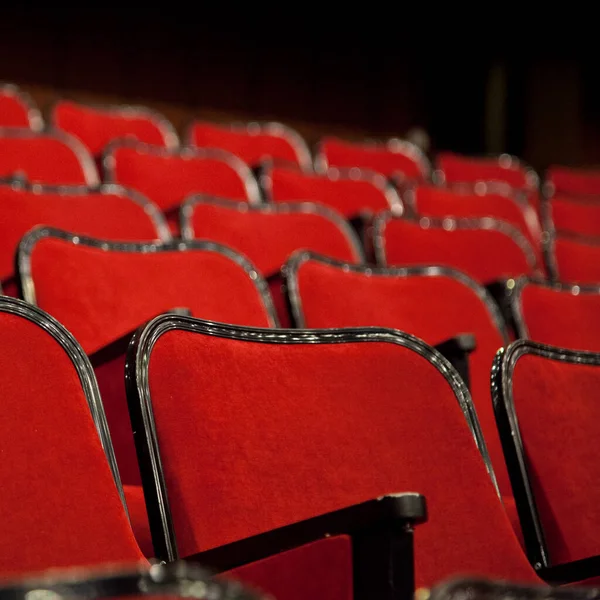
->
[[0, 296, 144, 576], [180, 197, 365, 325], [546, 233, 600, 285], [126, 314, 539, 588], [512, 279, 600, 352], [53, 100, 179, 157], [0, 129, 99, 186], [0, 83, 43, 130], [264, 165, 402, 219], [104, 142, 261, 232], [543, 195, 600, 238], [0, 182, 170, 296], [315, 136, 430, 181], [187, 120, 312, 171], [546, 165, 600, 197], [493, 340, 600, 583], [374, 214, 539, 285], [285, 252, 513, 498], [17, 227, 277, 487]]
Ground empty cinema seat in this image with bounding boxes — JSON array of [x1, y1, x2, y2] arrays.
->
[[180, 197, 365, 326], [0, 128, 99, 185], [0, 182, 170, 296], [126, 313, 539, 588], [0, 83, 43, 130], [545, 233, 600, 285], [0, 295, 145, 576], [284, 251, 514, 498], [374, 215, 540, 285], [316, 136, 430, 182], [187, 120, 313, 171], [52, 99, 179, 157], [103, 141, 261, 232], [511, 278, 600, 352], [17, 226, 277, 486], [542, 194, 600, 238], [493, 340, 600, 583], [264, 164, 403, 219], [545, 165, 600, 197]]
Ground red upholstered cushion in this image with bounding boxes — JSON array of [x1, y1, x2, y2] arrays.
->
[[147, 331, 537, 586], [0, 132, 97, 185], [517, 283, 600, 352], [0, 185, 164, 287], [185, 201, 363, 278], [319, 137, 427, 180], [267, 166, 395, 219], [548, 195, 600, 238], [53, 101, 176, 156], [0, 89, 34, 128], [552, 236, 600, 284], [0, 310, 144, 575], [105, 144, 257, 215], [377, 217, 537, 285], [189, 121, 308, 169], [512, 353, 600, 564], [547, 166, 600, 196], [123, 485, 153, 559], [225, 536, 352, 600], [437, 152, 531, 189], [292, 258, 511, 497]]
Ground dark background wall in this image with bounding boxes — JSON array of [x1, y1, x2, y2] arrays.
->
[[1, 9, 598, 172]]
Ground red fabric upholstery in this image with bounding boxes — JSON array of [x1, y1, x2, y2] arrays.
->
[[547, 166, 600, 196], [188, 121, 305, 168], [552, 236, 600, 284], [106, 144, 255, 216], [268, 165, 393, 218], [0, 132, 96, 185], [319, 137, 427, 180], [53, 101, 174, 156], [0, 185, 164, 288], [292, 258, 511, 497], [123, 485, 153, 559], [378, 217, 537, 285], [186, 201, 362, 278], [437, 152, 531, 189], [225, 536, 352, 600], [518, 283, 600, 351], [0, 309, 144, 575], [0, 90, 33, 128], [548, 195, 600, 238], [268, 275, 292, 328], [512, 353, 600, 564], [146, 331, 538, 586]]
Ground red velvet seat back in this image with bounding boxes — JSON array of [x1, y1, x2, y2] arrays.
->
[[0, 297, 143, 575], [549, 235, 600, 284], [514, 280, 600, 352], [181, 198, 364, 278], [316, 137, 429, 180], [495, 341, 600, 566], [0, 84, 42, 129], [188, 121, 312, 171], [546, 165, 600, 196], [266, 165, 401, 219], [287, 254, 511, 495], [0, 184, 169, 294], [546, 195, 600, 238], [53, 100, 179, 156], [375, 215, 538, 285], [0, 130, 99, 185], [132, 318, 536, 586]]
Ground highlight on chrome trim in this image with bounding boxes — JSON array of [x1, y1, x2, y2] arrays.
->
[[262, 165, 404, 216], [179, 195, 367, 263], [543, 230, 600, 284], [186, 120, 313, 173], [126, 313, 495, 562], [491, 339, 600, 576], [0, 295, 127, 513], [285, 250, 510, 343], [372, 212, 540, 271], [510, 276, 600, 340], [102, 140, 262, 206], [0, 82, 44, 131], [0, 179, 172, 242], [314, 136, 431, 180], [0, 127, 100, 186], [50, 98, 180, 150], [17, 226, 279, 328]]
